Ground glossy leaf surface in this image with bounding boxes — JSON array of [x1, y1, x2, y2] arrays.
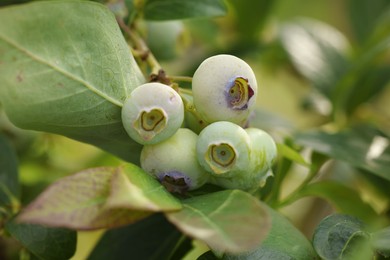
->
[[280, 18, 349, 97]]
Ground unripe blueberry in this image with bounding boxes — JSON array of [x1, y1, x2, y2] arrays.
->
[[211, 128, 277, 192], [196, 121, 251, 178], [140, 128, 209, 193], [121, 83, 184, 145], [245, 128, 277, 176], [192, 54, 258, 126]]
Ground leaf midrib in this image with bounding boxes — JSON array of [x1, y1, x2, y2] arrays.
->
[[0, 33, 123, 107]]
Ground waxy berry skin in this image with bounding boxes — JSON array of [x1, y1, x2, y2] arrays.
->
[[140, 128, 209, 193], [192, 54, 258, 126], [196, 121, 251, 178], [121, 83, 184, 145]]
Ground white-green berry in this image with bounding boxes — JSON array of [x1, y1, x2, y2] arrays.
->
[[245, 128, 277, 177], [192, 54, 258, 126], [211, 128, 277, 192], [121, 82, 184, 145], [196, 121, 251, 178], [140, 128, 209, 193]]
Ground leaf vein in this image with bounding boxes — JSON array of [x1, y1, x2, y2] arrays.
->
[[0, 33, 123, 107]]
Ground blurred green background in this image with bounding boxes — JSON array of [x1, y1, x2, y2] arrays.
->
[[0, 0, 389, 259]]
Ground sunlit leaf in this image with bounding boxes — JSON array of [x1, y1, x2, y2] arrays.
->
[[144, 0, 227, 20], [0, 133, 20, 214], [89, 214, 188, 260], [17, 165, 181, 230], [5, 219, 77, 260], [166, 190, 270, 254], [295, 125, 390, 181], [280, 18, 349, 97], [312, 214, 371, 260], [106, 164, 182, 211], [0, 1, 145, 163]]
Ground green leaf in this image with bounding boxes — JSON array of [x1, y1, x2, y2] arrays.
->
[[277, 143, 309, 166], [17, 165, 181, 230], [344, 65, 390, 114], [371, 226, 390, 257], [312, 214, 371, 260], [0, 1, 145, 163], [221, 206, 317, 259], [106, 164, 182, 211], [227, 0, 276, 46], [165, 190, 271, 254], [348, 0, 390, 44], [89, 213, 188, 260], [143, 0, 227, 21], [0, 133, 20, 214], [296, 181, 380, 225], [333, 42, 390, 116], [5, 218, 77, 260], [295, 125, 390, 181], [279, 18, 349, 97]]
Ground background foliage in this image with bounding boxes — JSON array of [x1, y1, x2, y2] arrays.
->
[[0, 0, 389, 259]]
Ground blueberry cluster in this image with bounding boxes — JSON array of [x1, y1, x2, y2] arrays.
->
[[121, 54, 277, 193]]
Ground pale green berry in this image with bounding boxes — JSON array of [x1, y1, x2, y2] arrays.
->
[[245, 128, 277, 176], [192, 54, 258, 126], [140, 128, 209, 193], [196, 121, 251, 178], [210, 128, 277, 192], [121, 83, 184, 145]]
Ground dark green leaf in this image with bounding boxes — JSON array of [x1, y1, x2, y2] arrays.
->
[[345, 65, 390, 114], [221, 206, 317, 259], [144, 0, 227, 20], [227, 0, 276, 46], [88, 213, 188, 260], [295, 125, 390, 181], [348, 0, 390, 44], [0, 133, 20, 214], [166, 190, 271, 254], [332, 27, 390, 116], [5, 219, 77, 260], [279, 18, 349, 97], [198, 251, 218, 260], [17, 165, 181, 230], [372, 227, 390, 257], [296, 181, 380, 225], [312, 214, 371, 260], [0, 1, 145, 163]]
